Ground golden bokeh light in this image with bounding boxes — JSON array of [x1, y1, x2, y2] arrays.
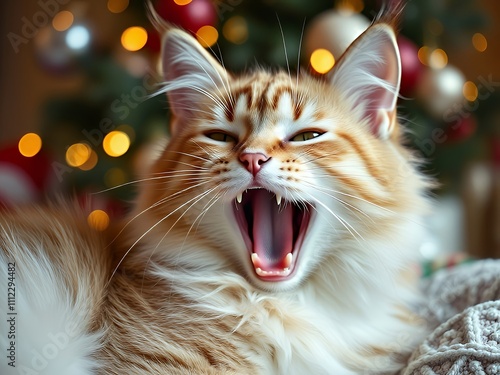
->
[[417, 46, 430, 65], [196, 25, 219, 48], [107, 0, 129, 13], [18, 133, 42, 157], [66, 143, 91, 167], [121, 26, 148, 52], [78, 149, 98, 171], [103, 131, 130, 157], [116, 124, 136, 143], [310, 48, 335, 74], [472, 33, 487, 52], [463, 81, 479, 102], [223, 16, 248, 45], [337, 0, 364, 13], [87, 210, 110, 231], [428, 19, 443, 36], [52, 10, 74, 32], [105, 168, 127, 188], [173, 0, 193, 4], [428, 48, 448, 69]]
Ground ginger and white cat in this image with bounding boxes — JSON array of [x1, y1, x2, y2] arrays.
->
[[1, 10, 431, 375]]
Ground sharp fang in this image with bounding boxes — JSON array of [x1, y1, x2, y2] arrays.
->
[[276, 194, 282, 205], [251, 253, 260, 266], [284, 253, 292, 268], [236, 193, 242, 203]]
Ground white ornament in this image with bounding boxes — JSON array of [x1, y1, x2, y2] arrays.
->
[[303, 9, 370, 62], [417, 65, 466, 118]]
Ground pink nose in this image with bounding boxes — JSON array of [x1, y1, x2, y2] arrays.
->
[[239, 152, 270, 176]]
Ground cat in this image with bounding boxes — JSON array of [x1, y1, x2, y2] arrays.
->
[[0, 7, 432, 375]]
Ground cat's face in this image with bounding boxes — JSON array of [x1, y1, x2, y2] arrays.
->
[[138, 24, 427, 292]]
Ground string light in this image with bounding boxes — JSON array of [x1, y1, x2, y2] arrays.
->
[[18, 133, 42, 157], [223, 16, 248, 44], [196, 25, 218, 48], [472, 33, 487, 52], [121, 26, 148, 52], [87, 210, 110, 231], [463, 81, 478, 102], [116, 124, 136, 143], [337, 0, 364, 13], [66, 143, 91, 167], [107, 0, 129, 14], [310, 49, 335, 74], [52, 10, 74, 32], [105, 168, 127, 188], [428, 48, 448, 69], [103, 131, 130, 157], [417, 46, 430, 66], [78, 149, 98, 171], [428, 19, 443, 36], [66, 25, 90, 50]]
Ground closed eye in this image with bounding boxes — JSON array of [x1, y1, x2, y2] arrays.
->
[[205, 132, 237, 143], [289, 131, 324, 142]]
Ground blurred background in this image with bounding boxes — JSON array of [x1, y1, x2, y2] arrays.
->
[[0, 0, 498, 266]]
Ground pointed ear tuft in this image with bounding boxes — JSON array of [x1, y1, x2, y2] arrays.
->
[[159, 29, 230, 136], [329, 24, 401, 139]]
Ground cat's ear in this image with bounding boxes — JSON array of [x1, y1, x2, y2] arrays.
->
[[160, 29, 230, 135], [329, 24, 401, 139]]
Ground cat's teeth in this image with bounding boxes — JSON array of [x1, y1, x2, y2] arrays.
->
[[236, 193, 242, 203], [284, 253, 292, 268], [251, 253, 260, 266], [255, 267, 292, 277], [276, 194, 282, 205]]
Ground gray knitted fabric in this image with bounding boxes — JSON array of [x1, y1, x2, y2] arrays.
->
[[402, 260, 500, 374]]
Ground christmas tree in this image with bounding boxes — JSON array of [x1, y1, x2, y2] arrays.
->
[[3, 0, 498, 253]]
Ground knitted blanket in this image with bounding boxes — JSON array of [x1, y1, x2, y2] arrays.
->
[[402, 260, 500, 374]]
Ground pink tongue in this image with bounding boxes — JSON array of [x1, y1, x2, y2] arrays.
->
[[252, 190, 293, 270]]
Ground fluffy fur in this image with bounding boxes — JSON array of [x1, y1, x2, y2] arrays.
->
[[1, 12, 431, 375]]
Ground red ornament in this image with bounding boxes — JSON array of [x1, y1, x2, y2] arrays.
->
[[444, 116, 477, 144], [397, 36, 423, 97], [0, 144, 54, 205], [154, 0, 217, 35], [145, 28, 162, 54]]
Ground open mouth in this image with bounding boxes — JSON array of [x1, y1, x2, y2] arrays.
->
[[233, 189, 312, 282]]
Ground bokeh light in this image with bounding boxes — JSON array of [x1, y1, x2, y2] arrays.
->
[[121, 26, 148, 52], [87, 210, 110, 231], [472, 33, 487, 52], [463, 81, 479, 102], [417, 46, 430, 65], [18, 133, 42, 157], [310, 48, 335, 74], [174, 0, 193, 4], [78, 149, 98, 171], [52, 11, 74, 32], [66, 143, 91, 167], [428, 48, 448, 69], [196, 25, 219, 48], [66, 25, 91, 50], [107, 0, 129, 13], [116, 124, 136, 143], [105, 168, 127, 188], [223, 16, 248, 44], [103, 131, 130, 157]]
